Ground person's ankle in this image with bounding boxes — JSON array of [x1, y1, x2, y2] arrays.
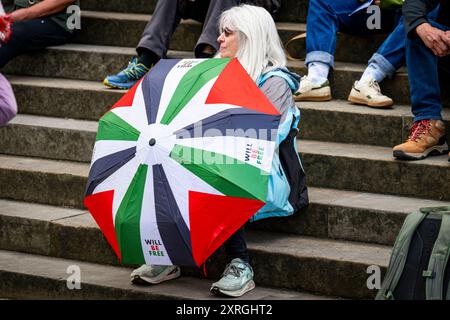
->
[[196, 44, 216, 58], [137, 48, 160, 68]]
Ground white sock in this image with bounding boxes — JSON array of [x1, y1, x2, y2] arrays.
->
[[359, 63, 385, 84], [307, 62, 330, 85]]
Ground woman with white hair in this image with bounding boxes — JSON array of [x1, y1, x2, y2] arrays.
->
[[130, 4, 308, 298]]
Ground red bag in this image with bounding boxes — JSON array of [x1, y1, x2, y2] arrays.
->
[[0, 14, 12, 44]]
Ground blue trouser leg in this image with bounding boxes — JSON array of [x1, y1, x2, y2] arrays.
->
[[406, 19, 450, 122], [369, 19, 406, 79], [305, 0, 398, 68], [369, 6, 440, 80]]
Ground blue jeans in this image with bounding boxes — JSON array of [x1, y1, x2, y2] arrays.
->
[[305, 0, 404, 78], [406, 19, 450, 122]]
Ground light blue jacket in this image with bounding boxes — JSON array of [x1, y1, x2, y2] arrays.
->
[[250, 68, 306, 222]]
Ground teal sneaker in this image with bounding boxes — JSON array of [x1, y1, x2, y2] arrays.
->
[[103, 58, 151, 89], [210, 258, 255, 297], [130, 264, 180, 285]]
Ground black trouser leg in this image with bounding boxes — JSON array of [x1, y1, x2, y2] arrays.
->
[[0, 18, 72, 68], [224, 226, 249, 264]]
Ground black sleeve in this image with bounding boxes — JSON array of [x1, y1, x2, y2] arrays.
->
[[403, 0, 441, 38]]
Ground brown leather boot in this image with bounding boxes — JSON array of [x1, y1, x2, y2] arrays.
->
[[393, 119, 448, 160]]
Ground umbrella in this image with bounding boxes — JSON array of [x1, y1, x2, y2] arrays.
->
[[84, 58, 281, 267]]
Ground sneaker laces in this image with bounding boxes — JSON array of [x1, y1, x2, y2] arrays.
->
[[408, 120, 431, 142], [123, 58, 150, 80], [367, 79, 382, 96], [222, 263, 246, 278]]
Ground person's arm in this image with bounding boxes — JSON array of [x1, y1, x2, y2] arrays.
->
[[260, 77, 292, 123], [403, 0, 450, 57], [0, 74, 17, 126], [415, 23, 450, 56], [8, 0, 76, 22], [403, 0, 440, 37]]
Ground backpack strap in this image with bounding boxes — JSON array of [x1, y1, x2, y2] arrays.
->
[[376, 209, 428, 300], [285, 32, 307, 61], [256, 69, 298, 91], [424, 207, 450, 300], [448, 264, 450, 300]]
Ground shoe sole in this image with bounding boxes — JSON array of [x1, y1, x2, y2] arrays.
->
[[210, 280, 255, 298], [130, 267, 181, 285], [393, 143, 449, 160], [102, 79, 132, 90], [347, 95, 393, 108], [294, 94, 332, 102], [294, 85, 332, 102]]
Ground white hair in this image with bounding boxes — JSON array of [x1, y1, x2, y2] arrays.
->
[[218, 5, 287, 81]]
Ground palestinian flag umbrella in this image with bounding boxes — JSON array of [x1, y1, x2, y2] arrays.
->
[[84, 58, 281, 267]]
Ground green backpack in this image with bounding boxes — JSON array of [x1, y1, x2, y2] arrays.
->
[[380, 0, 405, 10], [376, 206, 450, 300]]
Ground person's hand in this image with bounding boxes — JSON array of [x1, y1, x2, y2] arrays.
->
[[0, 14, 12, 44], [445, 31, 450, 52], [8, 9, 28, 22], [416, 23, 450, 57]]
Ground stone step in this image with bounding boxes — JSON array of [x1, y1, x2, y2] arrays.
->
[[2, 106, 450, 162], [0, 155, 88, 209], [299, 100, 450, 147], [0, 114, 97, 163], [8, 76, 450, 148], [1, 179, 447, 264], [0, 147, 448, 221], [251, 188, 450, 246], [0, 250, 330, 300], [300, 140, 449, 201], [0, 136, 448, 204], [8, 76, 123, 121], [3, 44, 414, 104], [0, 203, 390, 298], [74, 10, 387, 64], [80, 0, 309, 23], [2, 44, 189, 82]]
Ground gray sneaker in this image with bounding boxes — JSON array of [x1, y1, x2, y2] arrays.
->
[[210, 258, 255, 297], [130, 264, 180, 285]]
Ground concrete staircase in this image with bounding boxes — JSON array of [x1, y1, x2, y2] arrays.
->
[[1, 0, 449, 300]]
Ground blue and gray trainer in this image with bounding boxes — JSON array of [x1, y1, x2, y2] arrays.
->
[[210, 258, 255, 297], [103, 57, 151, 89]]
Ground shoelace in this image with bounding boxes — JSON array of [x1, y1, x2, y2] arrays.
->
[[222, 263, 244, 278], [408, 120, 431, 142], [368, 79, 382, 95], [123, 58, 149, 80]]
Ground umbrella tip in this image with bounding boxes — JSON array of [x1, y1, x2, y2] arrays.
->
[[149, 138, 156, 146]]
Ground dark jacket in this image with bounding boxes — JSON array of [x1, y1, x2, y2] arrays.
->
[[403, 0, 450, 37], [13, 0, 80, 33]]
